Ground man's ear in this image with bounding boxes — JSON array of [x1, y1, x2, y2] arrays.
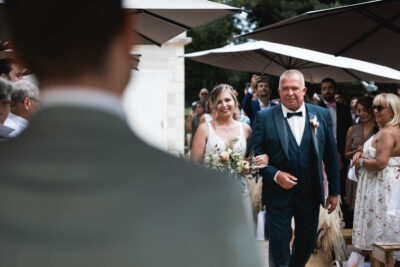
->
[[23, 97, 30, 110], [0, 73, 7, 79]]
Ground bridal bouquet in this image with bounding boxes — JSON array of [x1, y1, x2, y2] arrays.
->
[[204, 138, 259, 179]]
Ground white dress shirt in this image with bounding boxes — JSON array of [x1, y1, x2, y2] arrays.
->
[[281, 103, 306, 146], [4, 113, 29, 137], [41, 87, 126, 121], [258, 99, 270, 111]]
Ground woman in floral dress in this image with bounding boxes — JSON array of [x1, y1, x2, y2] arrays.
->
[[352, 93, 400, 265]]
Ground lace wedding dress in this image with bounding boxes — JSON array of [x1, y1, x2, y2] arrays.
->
[[203, 121, 253, 229]]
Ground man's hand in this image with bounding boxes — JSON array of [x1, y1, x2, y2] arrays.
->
[[250, 75, 261, 90], [325, 195, 338, 214], [276, 171, 297, 190]]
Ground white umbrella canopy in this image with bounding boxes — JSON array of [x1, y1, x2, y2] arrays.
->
[[184, 41, 400, 83], [124, 0, 239, 46], [239, 0, 400, 70], [0, 0, 238, 46]]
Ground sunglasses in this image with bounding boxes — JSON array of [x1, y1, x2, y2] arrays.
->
[[372, 105, 386, 112]]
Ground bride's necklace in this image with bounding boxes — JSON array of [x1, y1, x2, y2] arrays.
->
[[214, 120, 235, 134]]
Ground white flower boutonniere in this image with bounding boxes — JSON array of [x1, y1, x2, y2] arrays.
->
[[310, 115, 319, 136]]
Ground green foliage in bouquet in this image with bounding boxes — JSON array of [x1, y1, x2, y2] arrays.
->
[[204, 138, 259, 179]]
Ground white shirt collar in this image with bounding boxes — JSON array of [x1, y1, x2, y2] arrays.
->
[[7, 113, 28, 127], [258, 99, 270, 110], [41, 86, 126, 121], [281, 102, 306, 118]]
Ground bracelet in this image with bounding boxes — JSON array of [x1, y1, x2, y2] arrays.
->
[[359, 159, 363, 167]]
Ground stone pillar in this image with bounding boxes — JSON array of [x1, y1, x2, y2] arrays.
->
[[124, 33, 192, 156]]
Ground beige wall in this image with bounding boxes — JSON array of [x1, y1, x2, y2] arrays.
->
[[123, 33, 192, 156]]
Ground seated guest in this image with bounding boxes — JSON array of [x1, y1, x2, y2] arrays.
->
[[242, 74, 275, 126], [344, 96, 378, 225], [5, 79, 40, 137], [0, 77, 14, 141]]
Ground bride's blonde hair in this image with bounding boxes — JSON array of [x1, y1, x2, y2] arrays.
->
[[209, 84, 239, 119]]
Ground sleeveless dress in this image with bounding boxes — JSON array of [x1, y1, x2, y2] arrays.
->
[[352, 136, 400, 257], [346, 124, 375, 210], [388, 182, 400, 217], [203, 121, 253, 229]]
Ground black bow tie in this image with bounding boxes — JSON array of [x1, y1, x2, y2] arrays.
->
[[287, 111, 303, 118]]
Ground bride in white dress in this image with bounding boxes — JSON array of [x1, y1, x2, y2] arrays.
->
[[191, 84, 268, 229]]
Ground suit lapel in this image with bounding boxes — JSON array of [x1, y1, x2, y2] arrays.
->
[[273, 105, 289, 159], [306, 105, 319, 157]]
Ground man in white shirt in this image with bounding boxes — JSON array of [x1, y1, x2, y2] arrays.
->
[[4, 79, 40, 136], [0, 1, 260, 267]]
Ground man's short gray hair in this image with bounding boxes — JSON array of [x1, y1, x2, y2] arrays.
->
[[0, 77, 14, 101], [279, 69, 305, 89], [11, 79, 39, 104]]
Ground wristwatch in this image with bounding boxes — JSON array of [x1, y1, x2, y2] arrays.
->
[[359, 158, 363, 167]]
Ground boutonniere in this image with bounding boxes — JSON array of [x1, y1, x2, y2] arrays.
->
[[309, 115, 319, 136]]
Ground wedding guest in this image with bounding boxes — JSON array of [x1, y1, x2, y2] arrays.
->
[[0, 1, 262, 266], [0, 77, 14, 141], [242, 74, 276, 126], [344, 96, 378, 226], [190, 101, 205, 148], [0, 59, 23, 82], [5, 79, 40, 137], [318, 77, 353, 228], [191, 88, 209, 109], [352, 93, 400, 265], [350, 97, 359, 124], [186, 88, 209, 132], [199, 100, 213, 124]]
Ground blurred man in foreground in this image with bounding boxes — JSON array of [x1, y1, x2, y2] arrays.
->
[[0, 1, 260, 267]]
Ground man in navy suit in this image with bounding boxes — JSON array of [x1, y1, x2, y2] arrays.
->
[[249, 70, 340, 267], [242, 75, 276, 126]]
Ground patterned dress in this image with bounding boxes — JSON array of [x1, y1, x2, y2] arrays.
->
[[353, 136, 400, 256]]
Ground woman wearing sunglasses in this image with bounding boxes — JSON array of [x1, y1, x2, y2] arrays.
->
[[352, 93, 400, 265]]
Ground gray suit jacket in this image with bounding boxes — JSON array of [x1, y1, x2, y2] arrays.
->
[[0, 106, 260, 267]]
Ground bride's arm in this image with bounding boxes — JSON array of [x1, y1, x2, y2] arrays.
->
[[243, 122, 268, 167], [190, 123, 208, 164]]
